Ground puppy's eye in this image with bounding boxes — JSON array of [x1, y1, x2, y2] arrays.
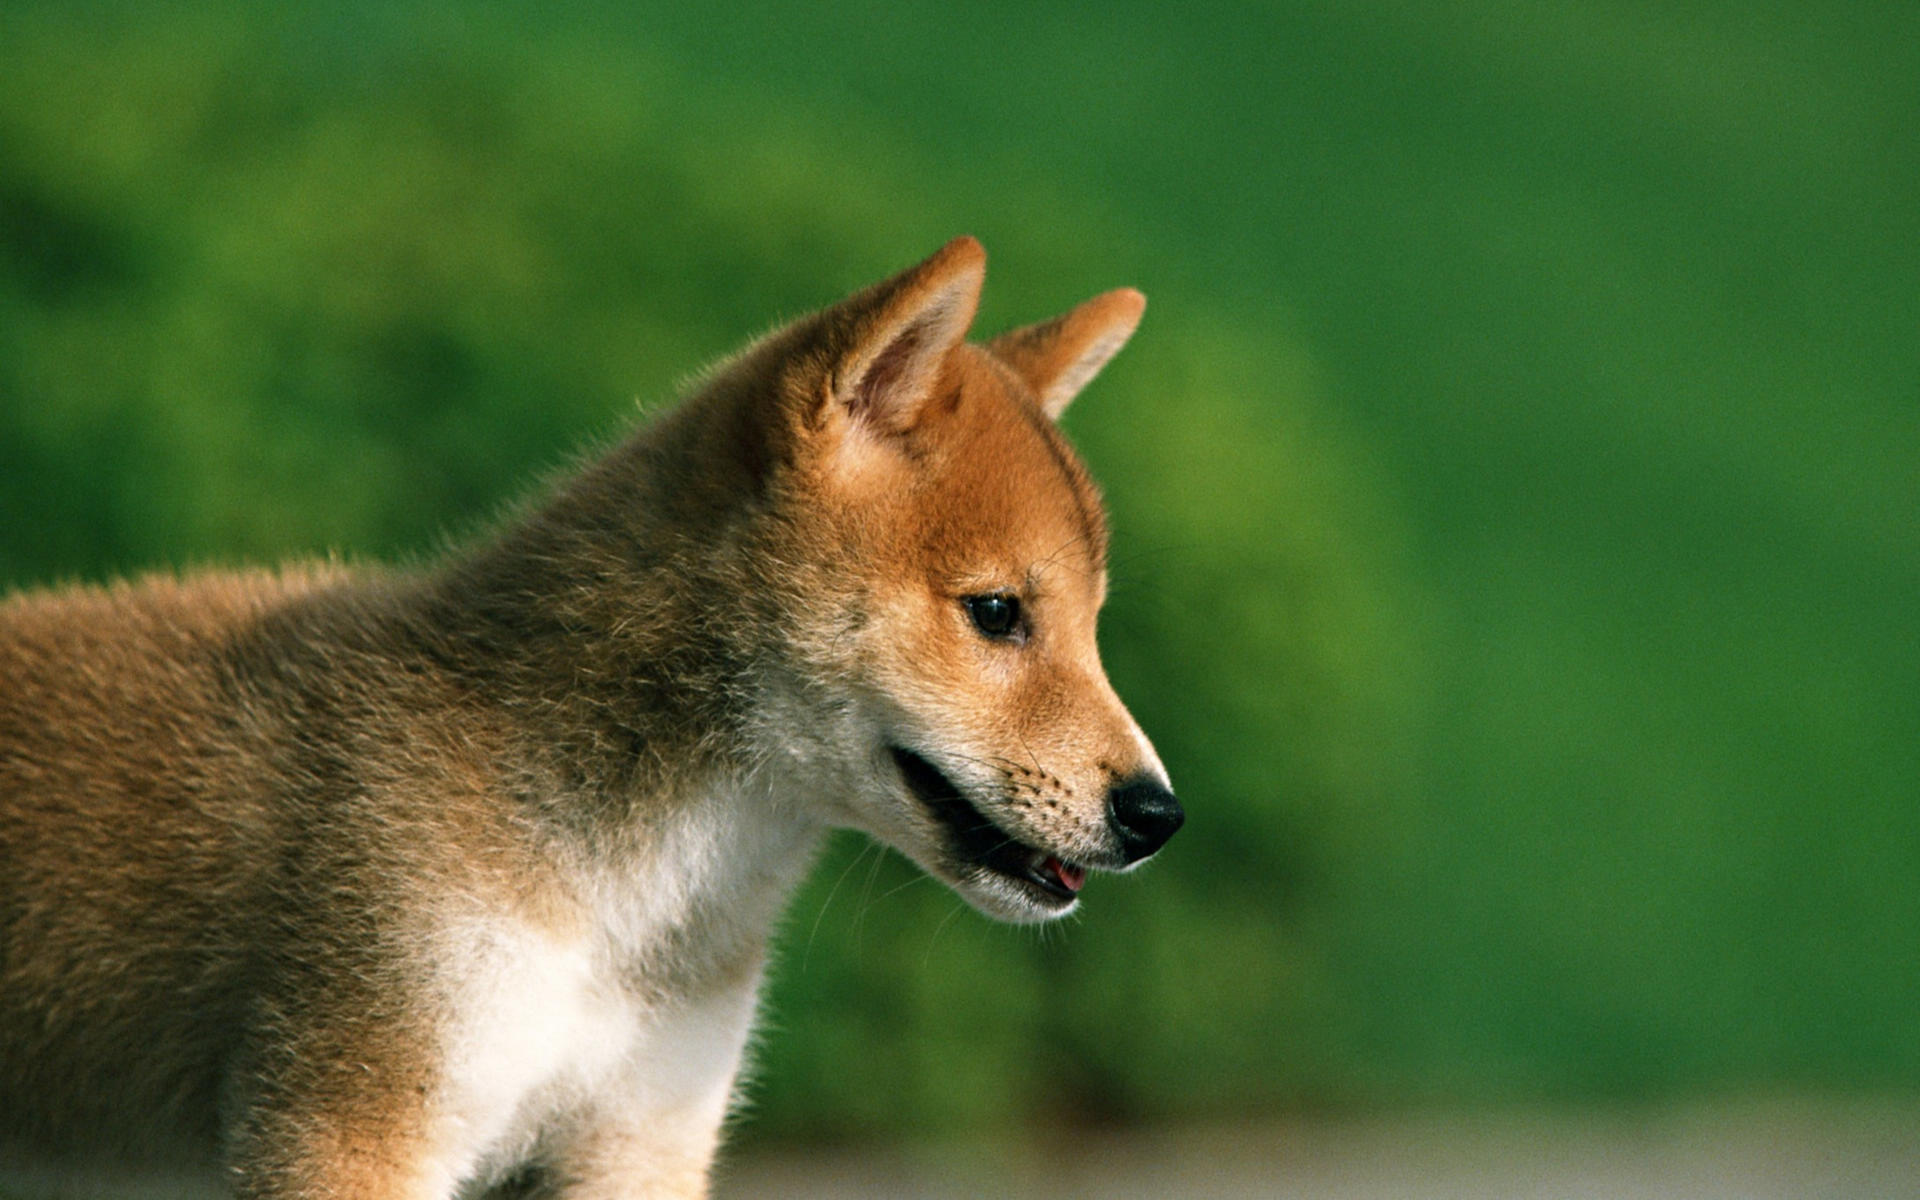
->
[[963, 593, 1022, 640]]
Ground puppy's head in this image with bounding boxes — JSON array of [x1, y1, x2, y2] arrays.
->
[[750, 238, 1180, 922]]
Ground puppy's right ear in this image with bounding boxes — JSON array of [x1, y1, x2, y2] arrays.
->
[[807, 236, 986, 438]]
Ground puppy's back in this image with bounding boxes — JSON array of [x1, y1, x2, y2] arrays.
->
[[0, 570, 332, 1163]]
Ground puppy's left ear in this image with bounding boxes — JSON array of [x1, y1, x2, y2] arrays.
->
[[988, 288, 1145, 421]]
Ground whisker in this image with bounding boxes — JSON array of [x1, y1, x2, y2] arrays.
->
[[922, 899, 971, 970], [801, 838, 878, 972], [872, 870, 937, 905], [849, 840, 893, 949]]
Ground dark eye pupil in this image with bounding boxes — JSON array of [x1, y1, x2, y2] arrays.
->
[[966, 594, 1019, 637]]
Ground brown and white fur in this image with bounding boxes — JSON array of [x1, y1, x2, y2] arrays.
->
[[0, 237, 1182, 1198]]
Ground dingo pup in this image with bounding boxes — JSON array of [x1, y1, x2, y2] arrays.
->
[[0, 237, 1181, 1198]]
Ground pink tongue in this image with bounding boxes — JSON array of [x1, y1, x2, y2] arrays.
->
[[1047, 857, 1087, 893]]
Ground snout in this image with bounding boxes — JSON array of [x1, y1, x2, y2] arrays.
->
[[1107, 774, 1184, 864]]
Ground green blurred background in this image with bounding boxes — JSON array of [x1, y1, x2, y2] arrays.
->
[[2, 0, 1914, 1159]]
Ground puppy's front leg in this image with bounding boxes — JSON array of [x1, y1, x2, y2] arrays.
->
[[530, 988, 758, 1200], [531, 1108, 720, 1200]]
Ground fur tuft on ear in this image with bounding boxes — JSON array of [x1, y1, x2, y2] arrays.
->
[[828, 236, 986, 434], [987, 287, 1145, 421]]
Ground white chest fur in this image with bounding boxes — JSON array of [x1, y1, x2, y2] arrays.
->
[[431, 778, 821, 1193]]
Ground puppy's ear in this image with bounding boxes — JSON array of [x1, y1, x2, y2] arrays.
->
[[988, 288, 1144, 421], [818, 236, 986, 435]]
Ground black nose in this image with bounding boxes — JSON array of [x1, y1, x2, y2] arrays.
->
[[1107, 775, 1184, 863]]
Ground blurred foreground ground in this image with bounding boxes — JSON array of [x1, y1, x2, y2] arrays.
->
[[3, 1098, 1914, 1198], [719, 1099, 1920, 1200]]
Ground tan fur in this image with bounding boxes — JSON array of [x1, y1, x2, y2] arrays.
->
[[0, 238, 1178, 1198]]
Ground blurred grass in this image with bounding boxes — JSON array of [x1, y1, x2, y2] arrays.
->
[[1, 0, 1915, 1150]]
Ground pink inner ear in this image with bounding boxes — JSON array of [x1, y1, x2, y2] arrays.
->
[[850, 321, 924, 426]]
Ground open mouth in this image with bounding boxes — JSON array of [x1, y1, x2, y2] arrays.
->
[[889, 746, 1087, 902]]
